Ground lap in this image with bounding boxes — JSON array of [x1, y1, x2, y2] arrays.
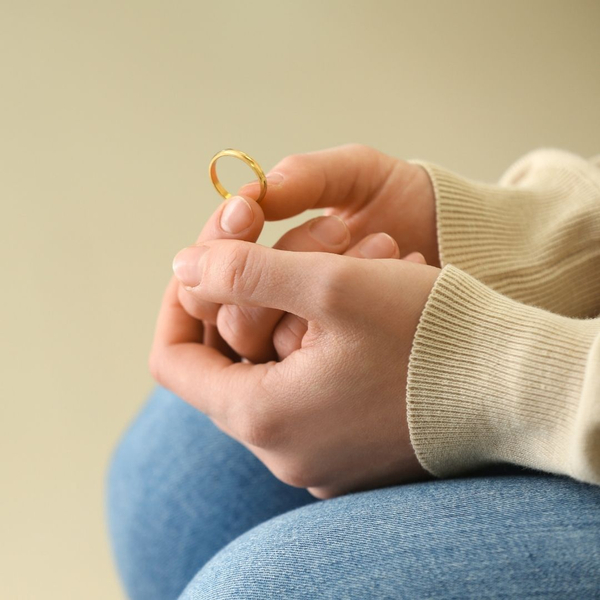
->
[[180, 469, 600, 599], [108, 385, 600, 600]]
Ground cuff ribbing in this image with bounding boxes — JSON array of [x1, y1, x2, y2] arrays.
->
[[409, 155, 600, 319], [406, 264, 600, 482]]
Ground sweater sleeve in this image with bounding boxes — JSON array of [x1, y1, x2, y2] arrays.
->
[[406, 264, 600, 485], [409, 149, 600, 319]]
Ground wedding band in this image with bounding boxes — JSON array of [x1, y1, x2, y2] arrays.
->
[[208, 148, 267, 204]]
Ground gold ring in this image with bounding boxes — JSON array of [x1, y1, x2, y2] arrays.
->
[[209, 148, 267, 204]]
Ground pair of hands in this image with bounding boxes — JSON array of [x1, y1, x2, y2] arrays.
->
[[150, 144, 442, 498]]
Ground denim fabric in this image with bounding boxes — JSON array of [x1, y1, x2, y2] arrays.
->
[[107, 385, 600, 600], [106, 385, 317, 600]]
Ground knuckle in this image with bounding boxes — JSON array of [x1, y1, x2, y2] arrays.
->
[[218, 243, 263, 302], [276, 152, 308, 173], [315, 261, 355, 313], [239, 410, 280, 448], [307, 486, 338, 500], [235, 387, 281, 448], [344, 141, 374, 155], [342, 142, 383, 164], [148, 348, 163, 384], [272, 459, 315, 489]]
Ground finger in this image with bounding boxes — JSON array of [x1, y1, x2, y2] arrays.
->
[[403, 251, 427, 264], [198, 195, 264, 242], [272, 243, 421, 360], [174, 239, 425, 324], [344, 236, 427, 264], [176, 195, 265, 324], [152, 275, 205, 348], [273, 233, 399, 359], [237, 143, 400, 221], [216, 215, 350, 363], [149, 274, 265, 423], [173, 239, 345, 321], [203, 322, 240, 362], [344, 232, 400, 259], [272, 313, 309, 361], [272, 214, 350, 252]]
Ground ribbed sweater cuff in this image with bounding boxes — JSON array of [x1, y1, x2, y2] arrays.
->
[[409, 157, 600, 319], [406, 264, 600, 480]]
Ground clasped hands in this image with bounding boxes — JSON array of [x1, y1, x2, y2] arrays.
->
[[150, 144, 442, 499]]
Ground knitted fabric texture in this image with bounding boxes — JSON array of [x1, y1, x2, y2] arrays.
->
[[406, 150, 600, 485]]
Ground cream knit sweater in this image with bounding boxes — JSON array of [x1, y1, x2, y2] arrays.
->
[[406, 149, 600, 486]]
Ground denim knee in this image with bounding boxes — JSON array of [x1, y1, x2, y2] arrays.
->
[[106, 385, 316, 600], [178, 474, 600, 600], [106, 385, 222, 600]]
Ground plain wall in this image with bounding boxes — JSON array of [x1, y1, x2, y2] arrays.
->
[[1, 1, 599, 597]]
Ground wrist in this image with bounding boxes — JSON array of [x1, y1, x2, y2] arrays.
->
[[406, 162, 441, 268]]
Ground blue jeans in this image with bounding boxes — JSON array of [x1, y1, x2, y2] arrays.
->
[[106, 385, 600, 599]]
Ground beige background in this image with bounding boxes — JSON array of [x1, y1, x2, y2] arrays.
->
[[1, 1, 599, 598]]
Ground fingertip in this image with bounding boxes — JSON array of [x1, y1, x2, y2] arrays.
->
[[240, 161, 313, 221], [307, 215, 350, 247], [238, 192, 266, 217], [195, 194, 265, 245], [238, 172, 284, 205], [241, 194, 267, 235], [402, 251, 427, 264], [350, 233, 399, 259]]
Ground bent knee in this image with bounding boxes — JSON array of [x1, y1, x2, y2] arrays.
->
[[106, 386, 221, 599]]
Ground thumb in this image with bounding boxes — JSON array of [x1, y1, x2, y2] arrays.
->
[[237, 143, 399, 221], [172, 239, 344, 321]]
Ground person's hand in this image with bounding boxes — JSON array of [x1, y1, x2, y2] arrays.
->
[[212, 141, 438, 362], [238, 143, 439, 268], [151, 239, 441, 499], [175, 193, 426, 363]]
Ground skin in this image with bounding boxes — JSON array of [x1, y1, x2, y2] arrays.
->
[[175, 193, 426, 363], [151, 143, 441, 499]]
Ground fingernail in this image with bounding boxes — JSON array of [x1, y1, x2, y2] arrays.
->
[[241, 171, 284, 192], [220, 196, 254, 234], [308, 216, 348, 246], [266, 172, 284, 186], [357, 233, 397, 258], [172, 245, 209, 287]]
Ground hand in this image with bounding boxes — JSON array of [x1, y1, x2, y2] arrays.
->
[[175, 193, 427, 363], [239, 143, 440, 268], [152, 239, 441, 499]]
